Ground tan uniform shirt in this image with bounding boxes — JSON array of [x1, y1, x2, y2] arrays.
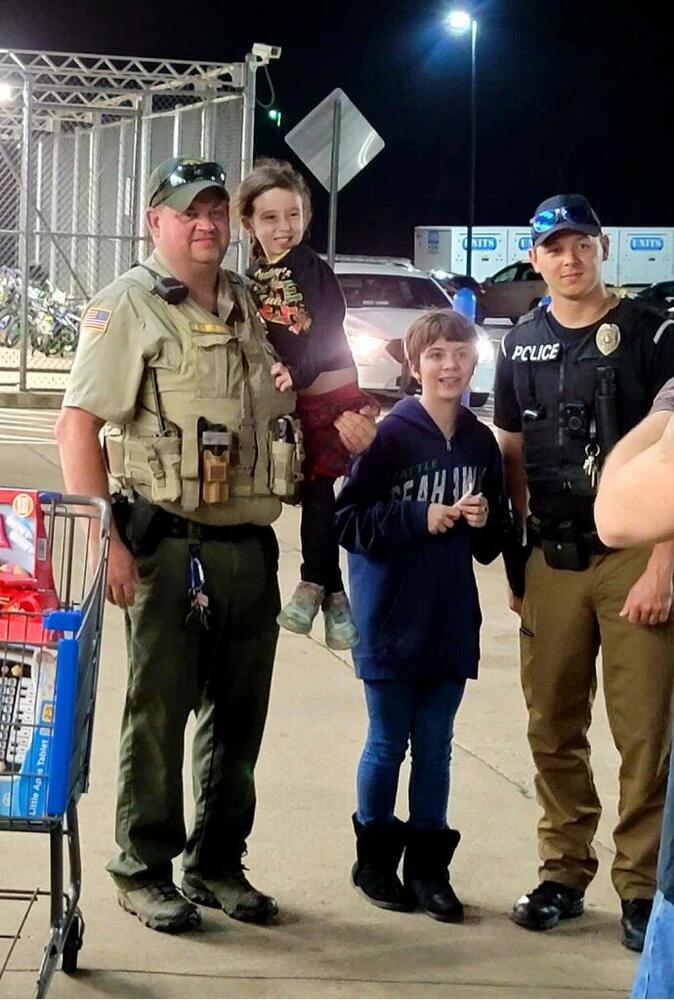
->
[[64, 249, 296, 525]]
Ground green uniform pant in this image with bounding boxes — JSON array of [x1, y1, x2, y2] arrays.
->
[[520, 545, 674, 899], [106, 529, 280, 891]]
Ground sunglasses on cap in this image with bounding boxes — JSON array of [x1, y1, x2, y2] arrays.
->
[[530, 205, 600, 235], [151, 161, 227, 206]]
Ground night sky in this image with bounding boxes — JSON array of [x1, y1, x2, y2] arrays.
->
[[1, 0, 672, 257]]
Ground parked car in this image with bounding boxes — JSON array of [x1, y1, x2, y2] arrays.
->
[[334, 256, 496, 407], [479, 261, 547, 323], [631, 281, 674, 315]]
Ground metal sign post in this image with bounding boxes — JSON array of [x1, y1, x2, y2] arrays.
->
[[285, 88, 384, 262], [326, 96, 341, 268]]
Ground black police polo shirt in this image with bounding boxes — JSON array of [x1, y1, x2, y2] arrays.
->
[[494, 298, 674, 523], [495, 298, 674, 435]]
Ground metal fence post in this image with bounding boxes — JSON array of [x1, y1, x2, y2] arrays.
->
[[18, 77, 33, 392], [69, 127, 82, 299], [172, 103, 182, 157], [35, 134, 44, 264], [136, 95, 152, 262], [201, 89, 215, 160], [87, 112, 101, 295], [237, 53, 257, 274], [128, 100, 144, 269], [114, 120, 130, 279], [49, 117, 62, 283]]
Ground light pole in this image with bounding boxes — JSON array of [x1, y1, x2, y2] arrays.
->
[[444, 9, 478, 277]]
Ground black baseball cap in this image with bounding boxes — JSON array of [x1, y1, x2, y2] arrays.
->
[[530, 194, 602, 248]]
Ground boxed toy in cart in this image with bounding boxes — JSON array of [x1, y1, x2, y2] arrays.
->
[[0, 643, 58, 818], [0, 490, 110, 997], [0, 489, 59, 645], [0, 489, 63, 819]]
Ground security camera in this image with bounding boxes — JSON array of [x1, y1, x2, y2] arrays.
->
[[252, 43, 282, 62]]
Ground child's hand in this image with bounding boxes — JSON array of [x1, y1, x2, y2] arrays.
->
[[457, 492, 489, 528], [358, 403, 380, 420], [334, 411, 377, 455], [427, 503, 461, 534], [271, 362, 293, 392]]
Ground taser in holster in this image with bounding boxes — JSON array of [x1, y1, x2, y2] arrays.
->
[[200, 422, 232, 504]]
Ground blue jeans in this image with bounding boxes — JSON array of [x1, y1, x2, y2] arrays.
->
[[632, 891, 674, 998], [356, 677, 466, 830]]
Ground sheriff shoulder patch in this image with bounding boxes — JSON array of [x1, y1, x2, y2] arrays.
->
[[81, 307, 112, 334]]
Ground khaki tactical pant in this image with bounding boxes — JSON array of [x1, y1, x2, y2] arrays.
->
[[520, 545, 674, 899], [107, 530, 280, 891]]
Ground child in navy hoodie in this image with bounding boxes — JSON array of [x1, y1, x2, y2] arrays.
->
[[335, 309, 506, 921]]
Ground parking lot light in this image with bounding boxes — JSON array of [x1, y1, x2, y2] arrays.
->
[[445, 9, 472, 34], [443, 9, 478, 277]]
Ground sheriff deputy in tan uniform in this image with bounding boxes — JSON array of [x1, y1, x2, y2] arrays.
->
[[55, 156, 374, 934]]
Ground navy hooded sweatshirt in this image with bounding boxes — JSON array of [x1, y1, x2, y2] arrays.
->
[[335, 396, 506, 681]]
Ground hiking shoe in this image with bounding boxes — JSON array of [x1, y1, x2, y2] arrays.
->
[[511, 880, 585, 931], [182, 868, 278, 924], [117, 881, 201, 933], [621, 898, 653, 952], [277, 581, 325, 635], [323, 590, 359, 650]]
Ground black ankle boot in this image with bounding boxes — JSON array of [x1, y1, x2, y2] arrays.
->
[[403, 826, 464, 922], [351, 814, 415, 912]]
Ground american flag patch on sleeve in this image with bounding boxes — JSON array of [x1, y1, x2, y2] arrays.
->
[[81, 307, 112, 333]]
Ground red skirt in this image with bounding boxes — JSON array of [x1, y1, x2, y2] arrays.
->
[[296, 382, 379, 482]]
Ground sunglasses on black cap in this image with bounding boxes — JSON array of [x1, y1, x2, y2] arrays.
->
[[151, 161, 227, 206], [530, 205, 600, 236]]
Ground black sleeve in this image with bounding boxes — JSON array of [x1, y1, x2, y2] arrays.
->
[[284, 245, 351, 390], [470, 431, 507, 565], [643, 313, 674, 399], [493, 332, 522, 432], [335, 432, 430, 556]]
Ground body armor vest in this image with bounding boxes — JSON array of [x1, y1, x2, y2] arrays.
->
[[509, 307, 620, 524], [103, 253, 300, 526]]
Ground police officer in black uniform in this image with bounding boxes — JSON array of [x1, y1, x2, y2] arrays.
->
[[495, 194, 674, 951]]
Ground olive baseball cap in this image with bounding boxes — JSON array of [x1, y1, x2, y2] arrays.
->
[[147, 157, 228, 211], [530, 194, 602, 248]]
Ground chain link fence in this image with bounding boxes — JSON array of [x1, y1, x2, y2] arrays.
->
[[0, 50, 258, 400]]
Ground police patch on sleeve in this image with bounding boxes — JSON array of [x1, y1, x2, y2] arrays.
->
[[81, 307, 112, 334]]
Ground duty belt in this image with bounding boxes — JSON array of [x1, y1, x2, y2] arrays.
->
[[528, 517, 613, 556], [158, 508, 269, 544]]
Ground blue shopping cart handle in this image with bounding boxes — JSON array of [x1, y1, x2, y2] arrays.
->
[[44, 610, 83, 632], [38, 490, 63, 503]]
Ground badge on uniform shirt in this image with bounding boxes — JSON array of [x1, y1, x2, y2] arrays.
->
[[81, 307, 111, 334], [596, 323, 621, 355]]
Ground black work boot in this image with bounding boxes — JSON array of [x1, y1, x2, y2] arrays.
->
[[182, 865, 278, 924], [621, 898, 653, 952], [351, 814, 415, 911], [511, 880, 585, 931], [403, 826, 464, 922]]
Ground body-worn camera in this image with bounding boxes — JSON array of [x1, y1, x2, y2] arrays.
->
[[562, 401, 588, 439]]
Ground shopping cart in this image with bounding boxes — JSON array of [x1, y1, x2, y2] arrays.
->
[[0, 491, 110, 998]]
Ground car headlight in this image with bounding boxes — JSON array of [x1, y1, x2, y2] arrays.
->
[[477, 333, 495, 364], [346, 330, 388, 367]]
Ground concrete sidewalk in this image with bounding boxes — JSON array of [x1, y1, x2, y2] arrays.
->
[[0, 439, 638, 998]]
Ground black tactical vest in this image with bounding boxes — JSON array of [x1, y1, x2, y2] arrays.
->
[[508, 306, 624, 527]]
